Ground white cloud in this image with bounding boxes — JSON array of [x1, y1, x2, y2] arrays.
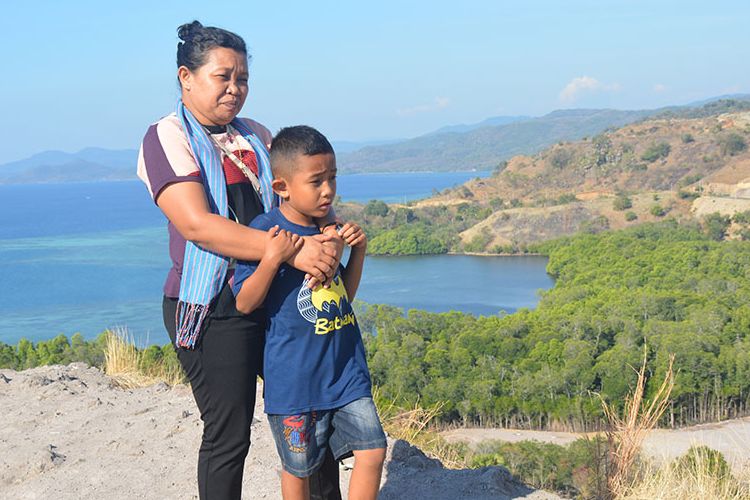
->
[[397, 97, 450, 117], [653, 83, 668, 92], [559, 76, 621, 104]]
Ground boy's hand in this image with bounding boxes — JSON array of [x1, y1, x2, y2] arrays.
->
[[264, 225, 302, 267], [339, 222, 367, 249]]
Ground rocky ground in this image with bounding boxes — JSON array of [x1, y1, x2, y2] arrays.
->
[[0, 364, 560, 499]]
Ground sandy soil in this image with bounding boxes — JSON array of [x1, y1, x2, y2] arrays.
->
[[691, 196, 750, 217], [442, 417, 750, 474], [0, 364, 560, 500]]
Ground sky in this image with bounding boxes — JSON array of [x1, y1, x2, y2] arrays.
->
[[0, 0, 747, 164]]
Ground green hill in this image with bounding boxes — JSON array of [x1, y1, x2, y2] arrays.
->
[[338, 108, 655, 173]]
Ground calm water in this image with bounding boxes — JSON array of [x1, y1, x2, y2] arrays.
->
[[0, 174, 553, 345]]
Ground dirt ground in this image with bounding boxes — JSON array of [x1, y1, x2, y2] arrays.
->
[[0, 364, 560, 500]]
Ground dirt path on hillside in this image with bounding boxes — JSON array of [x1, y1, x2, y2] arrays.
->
[[442, 417, 750, 474]]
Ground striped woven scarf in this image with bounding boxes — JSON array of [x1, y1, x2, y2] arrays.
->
[[175, 100, 277, 349]]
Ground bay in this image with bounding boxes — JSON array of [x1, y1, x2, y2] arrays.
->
[[0, 173, 552, 345]]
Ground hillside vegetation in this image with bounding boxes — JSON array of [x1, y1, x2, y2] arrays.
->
[[359, 222, 750, 430], [335, 99, 750, 254]]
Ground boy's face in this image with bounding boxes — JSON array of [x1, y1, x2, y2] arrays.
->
[[273, 153, 337, 224]]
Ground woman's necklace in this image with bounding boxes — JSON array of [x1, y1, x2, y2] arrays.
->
[[205, 125, 262, 195]]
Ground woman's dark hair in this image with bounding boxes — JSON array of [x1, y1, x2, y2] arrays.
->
[[176, 20, 248, 70]]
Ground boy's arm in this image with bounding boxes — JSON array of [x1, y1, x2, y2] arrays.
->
[[235, 259, 282, 314], [338, 222, 367, 300], [341, 246, 365, 300]]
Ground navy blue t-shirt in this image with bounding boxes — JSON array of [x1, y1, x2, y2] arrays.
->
[[232, 207, 372, 414]]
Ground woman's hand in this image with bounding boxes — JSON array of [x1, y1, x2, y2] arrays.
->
[[263, 226, 303, 267], [288, 232, 343, 288]]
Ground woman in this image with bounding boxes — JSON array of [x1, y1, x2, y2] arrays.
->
[[137, 21, 344, 499]]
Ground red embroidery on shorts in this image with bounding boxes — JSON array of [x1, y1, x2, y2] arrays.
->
[[282, 413, 316, 453]]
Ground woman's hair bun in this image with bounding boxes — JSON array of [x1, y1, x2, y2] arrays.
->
[[176, 20, 247, 71], [177, 20, 204, 42]]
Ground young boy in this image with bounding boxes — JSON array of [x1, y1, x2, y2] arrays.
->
[[231, 125, 387, 500]]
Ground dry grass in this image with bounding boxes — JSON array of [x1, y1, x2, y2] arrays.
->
[[601, 346, 675, 498], [619, 448, 750, 500], [103, 328, 185, 388], [373, 387, 467, 469]]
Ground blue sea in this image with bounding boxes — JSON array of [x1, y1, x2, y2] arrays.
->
[[0, 172, 553, 345]]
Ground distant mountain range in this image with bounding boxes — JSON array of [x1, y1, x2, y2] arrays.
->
[[0, 148, 137, 184], [423, 115, 531, 136], [336, 94, 750, 173], [337, 108, 655, 173], [2, 95, 749, 184]]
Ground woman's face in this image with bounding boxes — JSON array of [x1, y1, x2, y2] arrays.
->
[[179, 47, 249, 126]]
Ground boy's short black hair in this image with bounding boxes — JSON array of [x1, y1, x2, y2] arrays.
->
[[270, 125, 335, 176]]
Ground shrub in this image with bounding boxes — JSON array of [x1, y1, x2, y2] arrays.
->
[[677, 190, 699, 200], [364, 199, 390, 217], [613, 195, 633, 211], [557, 193, 577, 205], [463, 232, 492, 253], [677, 174, 702, 188], [732, 210, 750, 224], [641, 142, 671, 162], [702, 212, 731, 241], [625, 211, 638, 221], [681, 133, 695, 144], [549, 149, 573, 169], [470, 437, 608, 498], [675, 446, 732, 480], [650, 204, 666, 217], [718, 132, 747, 156], [489, 197, 504, 210], [492, 160, 508, 176]]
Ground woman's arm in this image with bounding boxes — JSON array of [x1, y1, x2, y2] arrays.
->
[[157, 181, 336, 282], [157, 181, 266, 259]]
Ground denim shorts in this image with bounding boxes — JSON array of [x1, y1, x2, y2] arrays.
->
[[267, 397, 387, 477]]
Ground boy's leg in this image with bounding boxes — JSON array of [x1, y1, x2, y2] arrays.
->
[[328, 398, 388, 500], [268, 411, 332, 500], [281, 471, 310, 500], [349, 449, 386, 500]]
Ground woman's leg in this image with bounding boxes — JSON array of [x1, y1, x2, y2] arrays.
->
[[164, 296, 264, 500], [309, 450, 343, 500]]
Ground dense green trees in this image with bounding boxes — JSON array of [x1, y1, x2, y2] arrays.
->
[[360, 222, 750, 430], [0, 332, 178, 375], [337, 199, 490, 255], [0, 333, 108, 370]]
